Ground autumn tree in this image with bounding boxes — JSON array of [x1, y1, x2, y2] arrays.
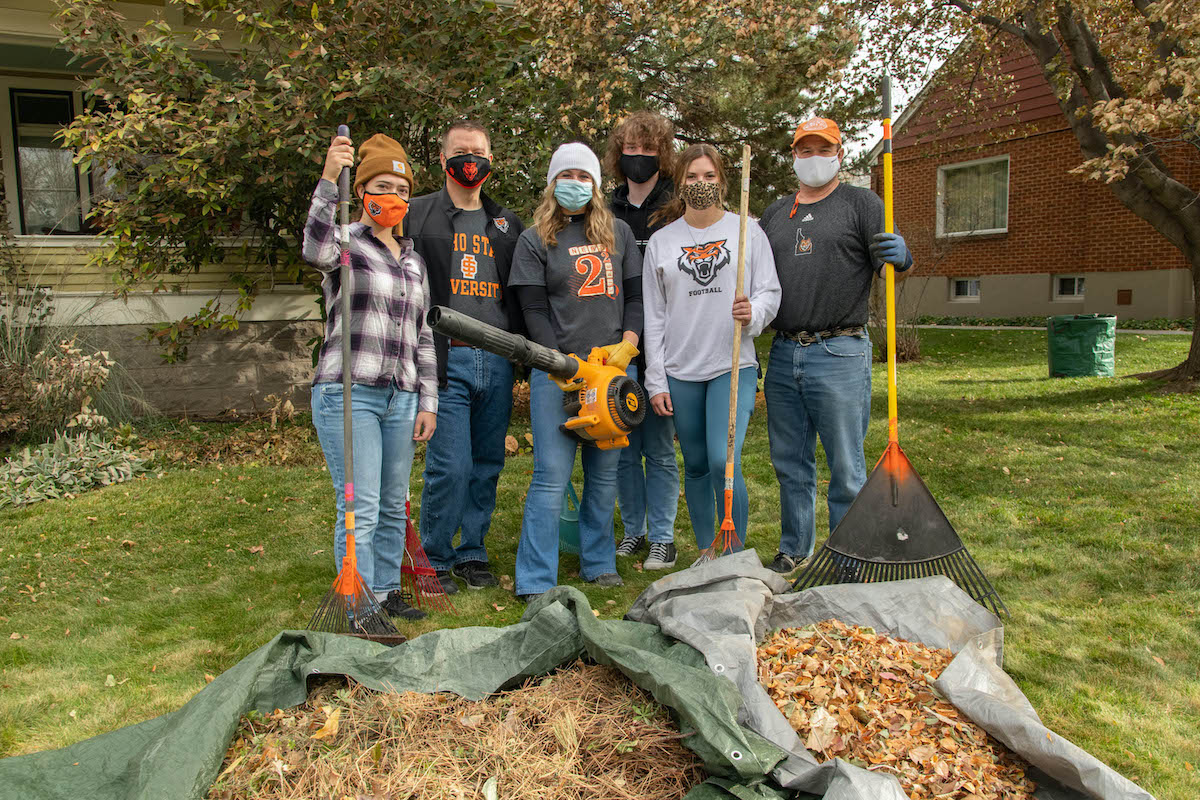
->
[[57, 0, 862, 359], [861, 0, 1200, 386]]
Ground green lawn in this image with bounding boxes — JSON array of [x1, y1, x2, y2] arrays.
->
[[2, 329, 1198, 798]]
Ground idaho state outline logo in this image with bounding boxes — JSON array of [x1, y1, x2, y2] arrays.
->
[[795, 228, 813, 255], [677, 240, 730, 287], [463, 161, 479, 182]]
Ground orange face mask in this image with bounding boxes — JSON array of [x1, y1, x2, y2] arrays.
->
[[363, 192, 409, 227]]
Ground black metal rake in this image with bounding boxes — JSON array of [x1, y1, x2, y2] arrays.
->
[[790, 77, 1007, 618]]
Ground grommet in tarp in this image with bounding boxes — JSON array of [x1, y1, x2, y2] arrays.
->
[[713, 663, 725, 674], [311, 669, 321, 674], [730, 750, 743, 760]]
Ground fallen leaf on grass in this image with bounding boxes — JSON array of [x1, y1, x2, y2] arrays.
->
[[1152, 656, 1165, 667], [204, 673, 216, 684], [504, 435, 519, 455], [311, 706, 341, 739], [105, 674, 116, 687], [492, 603, 506, 611], [121, 540, 136, 549], [86, 516, 98, 522], [499, 575, 514, 591], [8, 632, 20, 640], [247, 545, 264, 555]]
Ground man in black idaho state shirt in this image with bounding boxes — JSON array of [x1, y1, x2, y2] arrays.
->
[[604, 111, 682, 572], [406, 120, 525, 593]]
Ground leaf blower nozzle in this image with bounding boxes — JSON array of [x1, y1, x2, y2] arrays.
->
[[427, 306, 645, 449]]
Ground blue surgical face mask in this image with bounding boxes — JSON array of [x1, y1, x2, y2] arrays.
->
[[554, 178, 593, 212]]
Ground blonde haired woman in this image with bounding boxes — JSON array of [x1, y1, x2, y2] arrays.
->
[[508, 142, 643, 601]]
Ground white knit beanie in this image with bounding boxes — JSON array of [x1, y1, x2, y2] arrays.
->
[[546, 142, 602, 188]]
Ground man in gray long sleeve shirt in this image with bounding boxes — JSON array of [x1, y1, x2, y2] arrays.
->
[[759, 116, 913, 573]]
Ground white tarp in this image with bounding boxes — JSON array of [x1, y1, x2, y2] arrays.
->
[[626, 551, 1154, 800]]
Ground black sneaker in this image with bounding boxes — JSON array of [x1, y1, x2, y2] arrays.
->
[[434, 570, 461, 595], [381, 590, 427, 621], [615, 535, 646, 556], [517, 592, 545, 604], [590, 572, 624, 587], [767, 552, 800, 574], [452, 561, 498, 590], [643, 542, 677, 570]]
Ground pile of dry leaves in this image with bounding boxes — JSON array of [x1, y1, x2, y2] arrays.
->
[[758, 620, 1036, 800], [209, 661, 704, 799]]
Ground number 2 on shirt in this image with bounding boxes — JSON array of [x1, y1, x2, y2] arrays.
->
[[575, 253, 612, 298]]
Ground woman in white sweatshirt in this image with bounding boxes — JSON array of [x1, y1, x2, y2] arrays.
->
[[642, 144, 781, 551]]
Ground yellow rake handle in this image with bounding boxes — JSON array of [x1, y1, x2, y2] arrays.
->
[[882, 75, 899, 446]]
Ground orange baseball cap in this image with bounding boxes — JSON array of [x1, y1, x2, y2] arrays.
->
[[791, 117, 842, 146]]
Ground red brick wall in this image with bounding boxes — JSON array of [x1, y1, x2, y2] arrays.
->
[[872, 123, 1198, 279]]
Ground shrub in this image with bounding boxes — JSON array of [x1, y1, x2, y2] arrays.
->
[[0, 430, 148, 508], [0, 338, 115, 443]]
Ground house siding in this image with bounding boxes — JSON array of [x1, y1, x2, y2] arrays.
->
[[873, 46, 1197, 321]]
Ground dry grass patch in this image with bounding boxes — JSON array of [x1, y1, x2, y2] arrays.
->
[[209, 661, 705, 799]]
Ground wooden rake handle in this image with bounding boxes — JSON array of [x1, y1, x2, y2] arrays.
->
[[724, 144, 752, 488]]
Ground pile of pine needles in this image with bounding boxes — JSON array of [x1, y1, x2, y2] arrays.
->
[[209, 661, 705, 799], [759, 620, 1036, 800]]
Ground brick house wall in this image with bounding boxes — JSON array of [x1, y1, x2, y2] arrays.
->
[[872, 47, 1197, 319]]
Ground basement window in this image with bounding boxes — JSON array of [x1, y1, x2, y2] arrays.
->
[[1053, 275, 1086, 302], [937, 155, 1009, 237], [949, 278, 981, 303]]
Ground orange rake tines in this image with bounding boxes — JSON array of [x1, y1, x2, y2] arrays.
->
[[401, 497, 455, 613]]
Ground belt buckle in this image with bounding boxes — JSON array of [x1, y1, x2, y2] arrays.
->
[[797, 330, 819, 346]]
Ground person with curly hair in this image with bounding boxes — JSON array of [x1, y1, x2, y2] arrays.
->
[[603, 111, 682, 570]]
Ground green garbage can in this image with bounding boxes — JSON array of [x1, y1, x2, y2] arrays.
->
[[1047, 314, 1116, 377], [559, 483, 581, 554]]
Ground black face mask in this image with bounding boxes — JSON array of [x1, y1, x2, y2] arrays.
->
[[445, 154, 492, 188], [619, 153, 659, 184]]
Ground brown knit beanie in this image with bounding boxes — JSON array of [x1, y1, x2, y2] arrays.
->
[[353, 134, 415, 192]]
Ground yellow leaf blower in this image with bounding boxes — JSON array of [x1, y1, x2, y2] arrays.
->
[[427, 306, 646, 449]]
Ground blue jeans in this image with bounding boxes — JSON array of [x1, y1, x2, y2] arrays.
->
[[515, 369, 621, 595], [311, 381, 419, 595], [667, 367, 757, 551], [617, 367, 680, 545], [420, 347, 513, 570], [764, 333, 871, 559]]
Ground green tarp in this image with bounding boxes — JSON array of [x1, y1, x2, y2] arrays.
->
[[0, 587, 790, 800]]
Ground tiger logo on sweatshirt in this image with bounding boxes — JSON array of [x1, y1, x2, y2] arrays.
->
[[677, 240, 729, 287]]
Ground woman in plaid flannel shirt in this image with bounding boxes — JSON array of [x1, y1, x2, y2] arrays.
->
[[303, 131, 438, 622]]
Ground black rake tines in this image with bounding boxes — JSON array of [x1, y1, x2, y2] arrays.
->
[[307, 587, 398, 636], [791, 545, 1009, 618]]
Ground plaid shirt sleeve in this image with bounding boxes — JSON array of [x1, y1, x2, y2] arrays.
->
[[415, 259, 438, 414], [302, 179, 341, 273]]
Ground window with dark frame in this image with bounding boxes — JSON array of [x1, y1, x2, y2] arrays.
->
[[10, 88, 84, 235]]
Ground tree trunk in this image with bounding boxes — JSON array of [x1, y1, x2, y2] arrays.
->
[[1129, 254, 1200, 388]]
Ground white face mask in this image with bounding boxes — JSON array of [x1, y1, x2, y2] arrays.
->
[[793, 155, 841, 188]]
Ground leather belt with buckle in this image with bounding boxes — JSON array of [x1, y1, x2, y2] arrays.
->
[[777, 325, 866, 346], [450, 339, 474, 348]]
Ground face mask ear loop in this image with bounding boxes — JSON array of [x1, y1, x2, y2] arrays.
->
[[789, 191, 802, 219]]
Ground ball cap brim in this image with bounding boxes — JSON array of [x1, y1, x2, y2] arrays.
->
[[791, 117, 842, 146]]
